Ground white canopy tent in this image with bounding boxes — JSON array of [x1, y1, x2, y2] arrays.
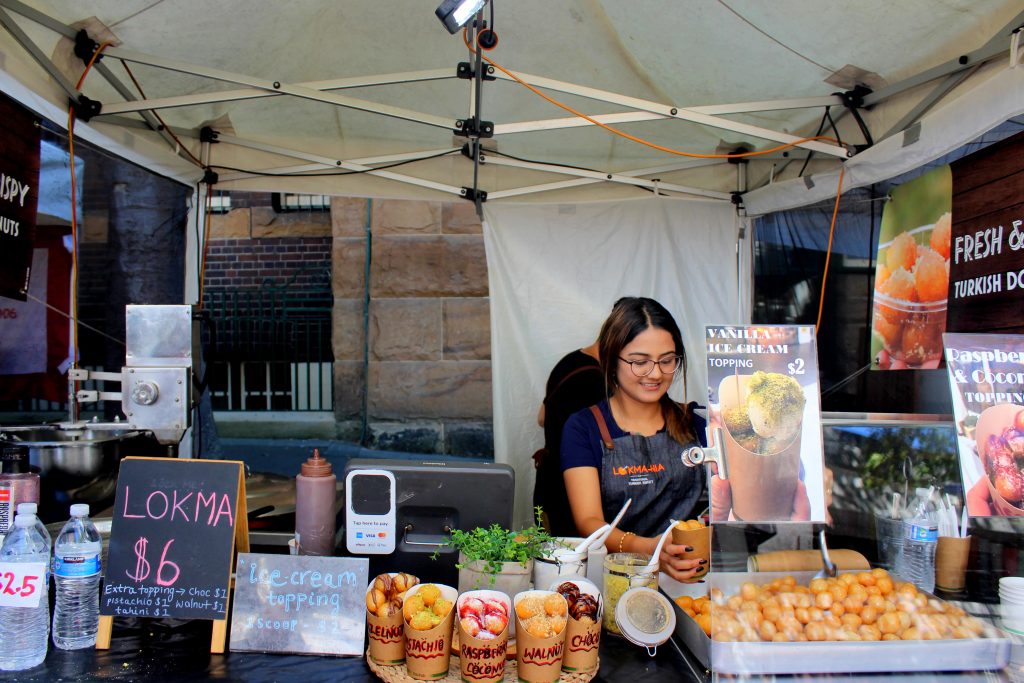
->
[[2, 0, 1024, 523], [1, 0, 1021, 209]]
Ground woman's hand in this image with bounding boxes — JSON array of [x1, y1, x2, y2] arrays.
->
[[658, 542, 704, 582]]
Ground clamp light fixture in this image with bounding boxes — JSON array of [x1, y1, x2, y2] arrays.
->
[[435, 0, 488, 34]]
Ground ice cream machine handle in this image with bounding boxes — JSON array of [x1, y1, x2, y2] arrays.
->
[[402, 523, 453, 548], [681, 426, 729, 481]]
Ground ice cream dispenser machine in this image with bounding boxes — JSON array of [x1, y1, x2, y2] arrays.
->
[[343, 459, 515, 586]]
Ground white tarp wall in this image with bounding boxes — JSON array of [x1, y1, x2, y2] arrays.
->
[[484, 197, 747, 527]]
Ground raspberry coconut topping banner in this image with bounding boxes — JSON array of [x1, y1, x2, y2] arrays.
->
[[944, 332, 1024, 518]]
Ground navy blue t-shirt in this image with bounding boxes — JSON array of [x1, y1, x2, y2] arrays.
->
[[561, 401, 707, 471], [560, 399, 707, 535]]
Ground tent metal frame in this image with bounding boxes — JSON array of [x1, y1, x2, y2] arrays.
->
[[0, 0, 1019, 203]]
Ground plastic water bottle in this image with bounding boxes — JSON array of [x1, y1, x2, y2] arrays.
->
[[52, 504, 102, 650], [900, 488, 937, 593], [16, 503, 52, 554], [0, 514, 50, 671]]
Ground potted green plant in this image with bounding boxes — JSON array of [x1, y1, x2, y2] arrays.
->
[[440, 509, 555, 595]]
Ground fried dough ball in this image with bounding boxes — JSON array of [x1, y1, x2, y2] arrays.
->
[[403, 594, 425, 622], [409, 611, 435, 631], [525, 616, 553, 638], [432, 597, 453, 619], [418, 584, 441, 607], [516, 597, 543, 620], [544, 594, 567, 616], [931, 212, 951, 259], [914, 248, 948, 302], [887, 231, 918, 272]]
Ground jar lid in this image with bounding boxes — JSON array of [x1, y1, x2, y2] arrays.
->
[[614, 586, 676, 654], [301, 448, 333, 477], [0, 444, 29, 474]]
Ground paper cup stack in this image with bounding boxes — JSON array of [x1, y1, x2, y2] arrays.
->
[[1000, 577, 1024, 635]]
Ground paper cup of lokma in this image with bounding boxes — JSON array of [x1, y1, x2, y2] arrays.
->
[[513, 590, 568, 683], [403, 582, 457, 679], [457, 590, 511, 683], [550, 579, 602, 673], [366, 572, 419, 664]]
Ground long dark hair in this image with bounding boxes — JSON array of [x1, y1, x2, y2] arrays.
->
[[598, 297, 695, 444]]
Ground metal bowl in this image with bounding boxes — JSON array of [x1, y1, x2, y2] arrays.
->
[[0, 425, 144, 479]]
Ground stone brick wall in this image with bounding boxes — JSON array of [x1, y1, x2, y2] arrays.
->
[[208, 194, 493, 457], [202, 236, 331, 291], [332, 198, 492, 456]]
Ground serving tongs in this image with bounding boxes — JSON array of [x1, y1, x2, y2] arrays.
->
[[814, 527, 838, 579]]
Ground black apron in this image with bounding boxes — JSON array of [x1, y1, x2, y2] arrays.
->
[[590, 405, 705, 538]]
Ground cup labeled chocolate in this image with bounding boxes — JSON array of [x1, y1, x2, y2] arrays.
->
[[550, 579, 602, 673], [513, 590, 568, 683], [404, 583, 458, 680], [718, 373, 803, 521], [671, 521, 711, 581], [457, 590, 511, 683]]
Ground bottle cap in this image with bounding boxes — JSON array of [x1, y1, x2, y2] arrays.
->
[[70, 503, 90, 517], [17, 503, 37, 515], [300, 449, 333, 477], [0, 444, 29, 474], [14, 515, 34, 528]]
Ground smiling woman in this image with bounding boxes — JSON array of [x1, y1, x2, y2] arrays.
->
[[559, 297, 707, 583]]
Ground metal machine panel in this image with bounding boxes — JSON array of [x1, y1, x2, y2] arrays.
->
[[125, 304, 193, 368], [121, 367, 190, 444]]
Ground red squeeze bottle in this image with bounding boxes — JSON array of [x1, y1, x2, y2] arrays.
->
[[295, 449, 337, 556]]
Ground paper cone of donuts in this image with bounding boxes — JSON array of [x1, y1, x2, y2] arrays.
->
[[456, 590, 511, 683], [978, 403, 1024, 516], [365, 572, 419, 665], [513, 590, 568, 683], [549, 579, 601, 673], [403, 582, 457, 680]]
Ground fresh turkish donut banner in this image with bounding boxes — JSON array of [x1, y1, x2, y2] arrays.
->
[[943, 333, 1024, 518], [871, 130, 1024, 371]]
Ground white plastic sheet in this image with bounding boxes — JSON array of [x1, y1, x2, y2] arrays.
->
[[483, 197, 748, 526]]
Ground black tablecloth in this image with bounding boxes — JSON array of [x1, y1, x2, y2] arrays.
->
[[6, 617, 703, 683]]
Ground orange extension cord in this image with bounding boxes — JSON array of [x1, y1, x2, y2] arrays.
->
[[462, 29, 847, 160], [815, 166, 846, 336]]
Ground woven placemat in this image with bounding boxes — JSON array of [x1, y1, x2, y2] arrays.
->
[[366, 652, 598, 683]]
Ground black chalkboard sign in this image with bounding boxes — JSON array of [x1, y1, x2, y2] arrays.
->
[[230, 553, 369, 656], [98, 457, 249, 653]]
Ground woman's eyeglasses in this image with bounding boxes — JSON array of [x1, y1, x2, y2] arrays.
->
[[618, 355, 682, 377]]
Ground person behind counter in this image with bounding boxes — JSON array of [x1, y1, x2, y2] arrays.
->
[[561, 297, 706, 582], [533, 340, 604, 537]]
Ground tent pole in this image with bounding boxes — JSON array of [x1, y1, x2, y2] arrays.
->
[[481, 154, 730, 200], [104, 46, 457, 131], [97, 69, 455, 116], [0, 7, 80, 100]]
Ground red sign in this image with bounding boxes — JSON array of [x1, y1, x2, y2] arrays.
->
[[0, 93, 40, 301]]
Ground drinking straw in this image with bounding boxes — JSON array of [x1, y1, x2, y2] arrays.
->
[[891, 492, 901, 519], [961, 507, 970, 538]]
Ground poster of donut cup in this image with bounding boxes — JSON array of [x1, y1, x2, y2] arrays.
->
[[943, 333, 1024, 517], [706, 325, 827, 523]]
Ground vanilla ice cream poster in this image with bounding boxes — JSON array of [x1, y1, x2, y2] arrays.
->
[[705, 325, 826, 523], [871, 165, 952, 370], [943, 332, 1024, 517]]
